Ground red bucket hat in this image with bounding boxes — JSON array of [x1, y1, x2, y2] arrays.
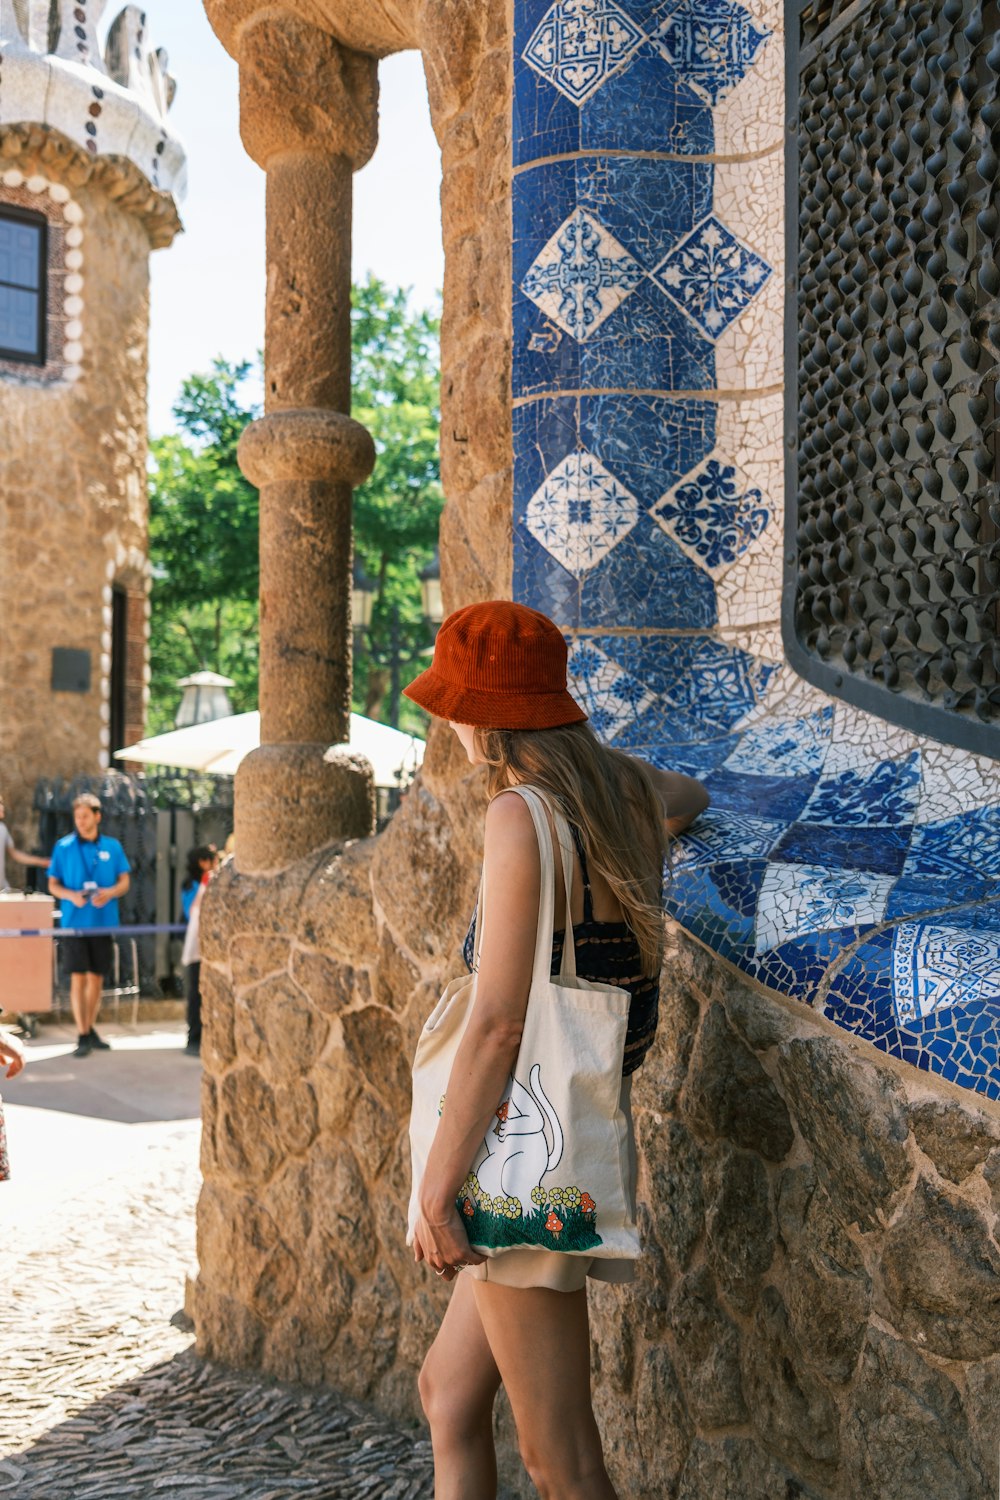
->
[[403, 601, 587, 730]]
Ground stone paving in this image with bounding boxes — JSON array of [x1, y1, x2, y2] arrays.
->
[[0, 1023, 436, 1499]]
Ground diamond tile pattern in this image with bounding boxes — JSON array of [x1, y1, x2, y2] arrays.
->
[[652, 215, 772, 340], [523, 0, 647, 105], [512, 0, 1000, 1102], [526, 451, 640, 576], [653, 0, 771, 106], [521, 206, 645, 342]]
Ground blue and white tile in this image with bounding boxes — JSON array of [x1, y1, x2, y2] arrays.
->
[[651, 454, 769, 577], [579, 44, 715, 154], [754, 863, 896, 953], [713, 156, 784, 388], [914, 743, 1000, 825], [706, 0, 784, 154], [662, 635, 776, 730], [521, 206, 645, 342], [579, 515, 718, 629], [649, 214, 771, 343], [701, 767, 817, 821], [769, 823, 911, 878], [567, 639, 659, 738], [903, 808, 1000, 883], [892, 921, 1000, 1025], [579, 393, 716, 505], [884, 874, 994, 922], [524, 450, 640, 576], [820, 702, 922, 777], [796, 752, 921, 828], [521, 0, 647, 107], [722, 706, 833, 778], [649, 0, 770, 106], [672, 808, 783, 869]]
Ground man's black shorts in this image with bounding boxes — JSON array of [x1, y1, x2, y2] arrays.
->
[[63, 934, 112, 977]]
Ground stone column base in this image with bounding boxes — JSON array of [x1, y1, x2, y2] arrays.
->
[[234, 744, 375, 873]]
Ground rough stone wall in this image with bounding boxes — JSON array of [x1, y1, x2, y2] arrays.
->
[[196, 750, 1000, 1499], [0, 143, 153, 848]]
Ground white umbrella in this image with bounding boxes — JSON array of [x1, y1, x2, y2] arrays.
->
[[115, 711, 424, 789]]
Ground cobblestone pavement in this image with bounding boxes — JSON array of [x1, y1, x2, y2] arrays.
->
[[0, 1025, 436, 1499]]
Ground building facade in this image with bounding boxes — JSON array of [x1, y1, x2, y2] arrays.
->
[[0, 1, 185, 850]]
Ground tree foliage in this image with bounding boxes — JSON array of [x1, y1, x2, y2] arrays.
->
[[147, 278, 442, 734]]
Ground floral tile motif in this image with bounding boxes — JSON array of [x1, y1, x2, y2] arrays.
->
[[665, 636, 775, 730], [522, 0, 647, 106], [722, 707, 834, 778], [797, 752, 922, 828], [652, 0, 771, 106], [893, 922, 1000, 1024], [567, 640, 658, 739], [754, 862, 896, 953], [671, 809, 783, 869], [651, 456, 769, 575], [521, 206, 645, 343], [526, 451, 640, 577], [903, 808, 1000, 883], [651, 215, 771, 340]]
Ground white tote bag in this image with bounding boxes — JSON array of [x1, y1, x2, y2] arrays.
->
[[407, 785, 640, 1261]]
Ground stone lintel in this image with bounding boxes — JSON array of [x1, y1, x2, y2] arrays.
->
[[234, 744, 375, 873], [238, 409, 375, 490], [237, 12, 378, 172]]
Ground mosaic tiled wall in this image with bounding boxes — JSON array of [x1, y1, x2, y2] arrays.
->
[[511, 0, 1000, 1100]]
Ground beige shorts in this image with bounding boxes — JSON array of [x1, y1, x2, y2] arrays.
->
[[461, 1076, 638, 1294]]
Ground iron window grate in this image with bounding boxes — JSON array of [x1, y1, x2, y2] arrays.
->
[[784, 0, 1000, 756]]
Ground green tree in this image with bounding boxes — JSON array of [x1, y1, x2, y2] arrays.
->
[[147, 279, 442, 735]]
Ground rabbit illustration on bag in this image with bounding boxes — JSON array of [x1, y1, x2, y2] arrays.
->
[[474, 1064, 564, 1214]]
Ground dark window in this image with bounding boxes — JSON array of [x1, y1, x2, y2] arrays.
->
[[785, 0, 1000, 756], [0, 207, 46, 365], [110, 586, 128, 756]]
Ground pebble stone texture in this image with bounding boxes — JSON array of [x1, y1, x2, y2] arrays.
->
[[0, 1122, 438, 1500], [0, 5, 183, 839], [510, 0, 1000, 1102]]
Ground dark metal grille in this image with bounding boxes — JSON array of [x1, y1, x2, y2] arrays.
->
[[785, 0, 1000, 755]]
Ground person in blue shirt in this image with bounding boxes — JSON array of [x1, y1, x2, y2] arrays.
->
[[180, 844, 217, 1057], [47, 793, 131, 1059]]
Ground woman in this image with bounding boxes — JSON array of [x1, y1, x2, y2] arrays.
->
[[403, 601, 708, 1500], [180, 845, 217, 1057]]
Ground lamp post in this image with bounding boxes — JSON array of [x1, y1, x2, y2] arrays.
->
[[352, 553, 443, 728], [175, 671, 235, 728]]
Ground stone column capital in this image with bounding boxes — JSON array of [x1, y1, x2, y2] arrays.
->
[[237, 13, 378, 171], [238, 409, 375, 489]]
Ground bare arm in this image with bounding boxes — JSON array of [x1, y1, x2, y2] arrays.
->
[[412, 792, 540, 1275], [9, 846, 49, 870], [48, 877, 87, 908], [628, 757, 710, 837]]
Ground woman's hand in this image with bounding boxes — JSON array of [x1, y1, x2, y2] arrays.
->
[[0, 1033, 25, 1079], [412, 1197, 487, 1282]]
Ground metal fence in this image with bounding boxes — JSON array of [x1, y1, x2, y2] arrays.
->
[[32, 771, 234, 994]]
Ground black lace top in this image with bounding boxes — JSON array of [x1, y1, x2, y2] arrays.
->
[[463, 823, 659, 1077]]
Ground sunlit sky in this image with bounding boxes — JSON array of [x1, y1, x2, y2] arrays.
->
[[127, 2, 444, 434]]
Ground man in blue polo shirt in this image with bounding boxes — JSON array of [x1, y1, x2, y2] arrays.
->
[[48, 793, 131, 1058]]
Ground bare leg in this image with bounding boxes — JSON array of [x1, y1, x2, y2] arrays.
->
[[419, 1275, 502, 1500], [84, 972, 103, 1032], [69, 973, 89, 1036], [472, 1283, 617, 1500]]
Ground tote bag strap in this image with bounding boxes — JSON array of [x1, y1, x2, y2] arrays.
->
[[506, 785, 578, 982]]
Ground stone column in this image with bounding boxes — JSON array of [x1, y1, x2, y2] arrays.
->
[[233, 15, 379, 871]]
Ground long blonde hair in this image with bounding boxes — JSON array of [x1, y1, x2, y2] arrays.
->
[[477, 723, 667, 977]]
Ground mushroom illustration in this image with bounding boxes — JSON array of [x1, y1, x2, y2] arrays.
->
[[580, 1192, 596, 1214], [545, 1211, 563, 1237], [463, 1198, 474, 1217]]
